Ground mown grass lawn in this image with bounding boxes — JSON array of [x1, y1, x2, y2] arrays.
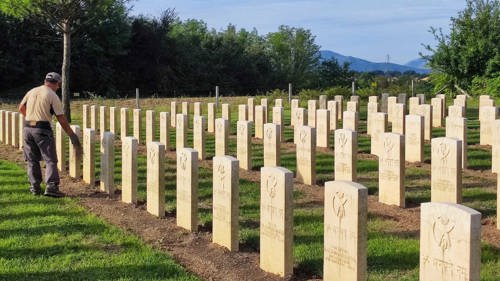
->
[[0, 160, 198, 281]]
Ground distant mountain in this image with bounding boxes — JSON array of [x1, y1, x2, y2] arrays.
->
[[320, 50, 430, 74], [405, 58, 429, 70]]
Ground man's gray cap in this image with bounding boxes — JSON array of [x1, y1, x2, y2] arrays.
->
[[45, 72, 61, 83]]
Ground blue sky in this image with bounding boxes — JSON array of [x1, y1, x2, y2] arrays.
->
[[128, 0, 465, 64]]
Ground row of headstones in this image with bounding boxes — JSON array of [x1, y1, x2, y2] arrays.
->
[[0, 97, 489, 280], [77, 93, 500, 208], [71, 125, 482, 280], [0, 110, 25, 151]]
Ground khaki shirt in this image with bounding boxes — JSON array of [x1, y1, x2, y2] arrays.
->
[[20, 85, 64, 122]]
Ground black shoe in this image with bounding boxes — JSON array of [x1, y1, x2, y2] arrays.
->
[[29, 186, 42, 196], [44, 184, 65, 198]]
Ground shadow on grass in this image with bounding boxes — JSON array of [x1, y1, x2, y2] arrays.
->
[[0, 222, 108, 239], [0, 264, 193, 281]]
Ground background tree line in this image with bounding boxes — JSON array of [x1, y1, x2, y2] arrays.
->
[[1, 0, 498, 99], [0, 6, 354, 98]]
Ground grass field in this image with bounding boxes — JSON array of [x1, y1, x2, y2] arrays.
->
[[0, 159, 198, 281], [1, 95, 500, 280]]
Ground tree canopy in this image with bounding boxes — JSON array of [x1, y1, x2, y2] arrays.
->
[[423, 0, 500, 95]]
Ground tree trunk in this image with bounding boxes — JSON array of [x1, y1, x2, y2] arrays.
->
[[62, 21, 71, 122]]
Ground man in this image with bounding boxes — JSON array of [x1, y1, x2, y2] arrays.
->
[[18, 72, 82, 197]]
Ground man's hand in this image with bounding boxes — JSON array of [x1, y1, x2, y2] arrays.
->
[[69, 133, 82, 157]]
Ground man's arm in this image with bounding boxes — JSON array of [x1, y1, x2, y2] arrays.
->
[[56, 114, 76, 136], [18, 104, 26, 116]]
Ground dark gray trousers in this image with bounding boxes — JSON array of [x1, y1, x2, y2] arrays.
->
[[23, 126, 59, 188]]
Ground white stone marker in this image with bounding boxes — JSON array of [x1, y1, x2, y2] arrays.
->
[[254, 105, 264, 139], [147, 142, 165, 218], [379, 132, 405, 207], [90, 105, 98, 131], [380, 93, 389, 113], [176, 148, 199, 231], [369, 95, 378, 103], [405, 115, 424, 163], [308, 100, 317, 127], [193, 115, 206, 160], [290, 99, 299, 127], [207, 102, 215, 133], [99, 106, 107, 136], [431, 137, 462, 203], [397, 93, 407, 105], [493, 120, 500, 173], [370, 112, 387, 156], [194, 102, 202, 116], [387, 96, 397, 124], [82, 104, 90, 129], [392, 103, 406, 135], [212, 156, 239, 251], [100, 131, 115, 195], [409, 97, 420, 115], [293, 108, 307, 144], [296, 126, 316, 185], [83, 128, 96, 186], [446, 117, 467, 169], [261, 98, 269, 123], [215, 118, 230, 156], [133, 108, 141, 143], [56, 123, 66, 172], [275, 98, 283, 107], [263, 123, 280, 167], [18, 114, 24, 150], [455, 94, 467, 108], [238, 104, 248, 121], [319, 95, 327, 109], [334, 129, 357, 182], [109, 107, 118, 136], [417, 93, 426, 104], [176, 114, 188, 151], [480, 106, 497, 145], [272, 106, 284, 142], [5, 112, 10, 146], [11, 112, 18, 148], [247, 98, 255, 122], [222, 103, 231, 127], [448, 105, 465, 118], [170, 101, 177, 127], [342, 111, 359, 132], [121, 136, 138, 204], [69, 125, 81, 178], [237, 120, 252, 170], [431, 98, 443, 128], [260, 166, 294, 277], [366, 101, 379, 135], [159, 112, 170, 152], [316, 109, 330, 148], [182, 101, 189, 115], [146, 110, 155, 144], [334, 95, 343, 120], [417, 104, 432, 141], [479, 95, 493, 108], [346, 101, 358, 113], [120, 108, 129, 140], [419, 202, 480, 281], [327, 100, 338, 131], [323, 180, 367, 281], [0, 110, 4, 144]]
